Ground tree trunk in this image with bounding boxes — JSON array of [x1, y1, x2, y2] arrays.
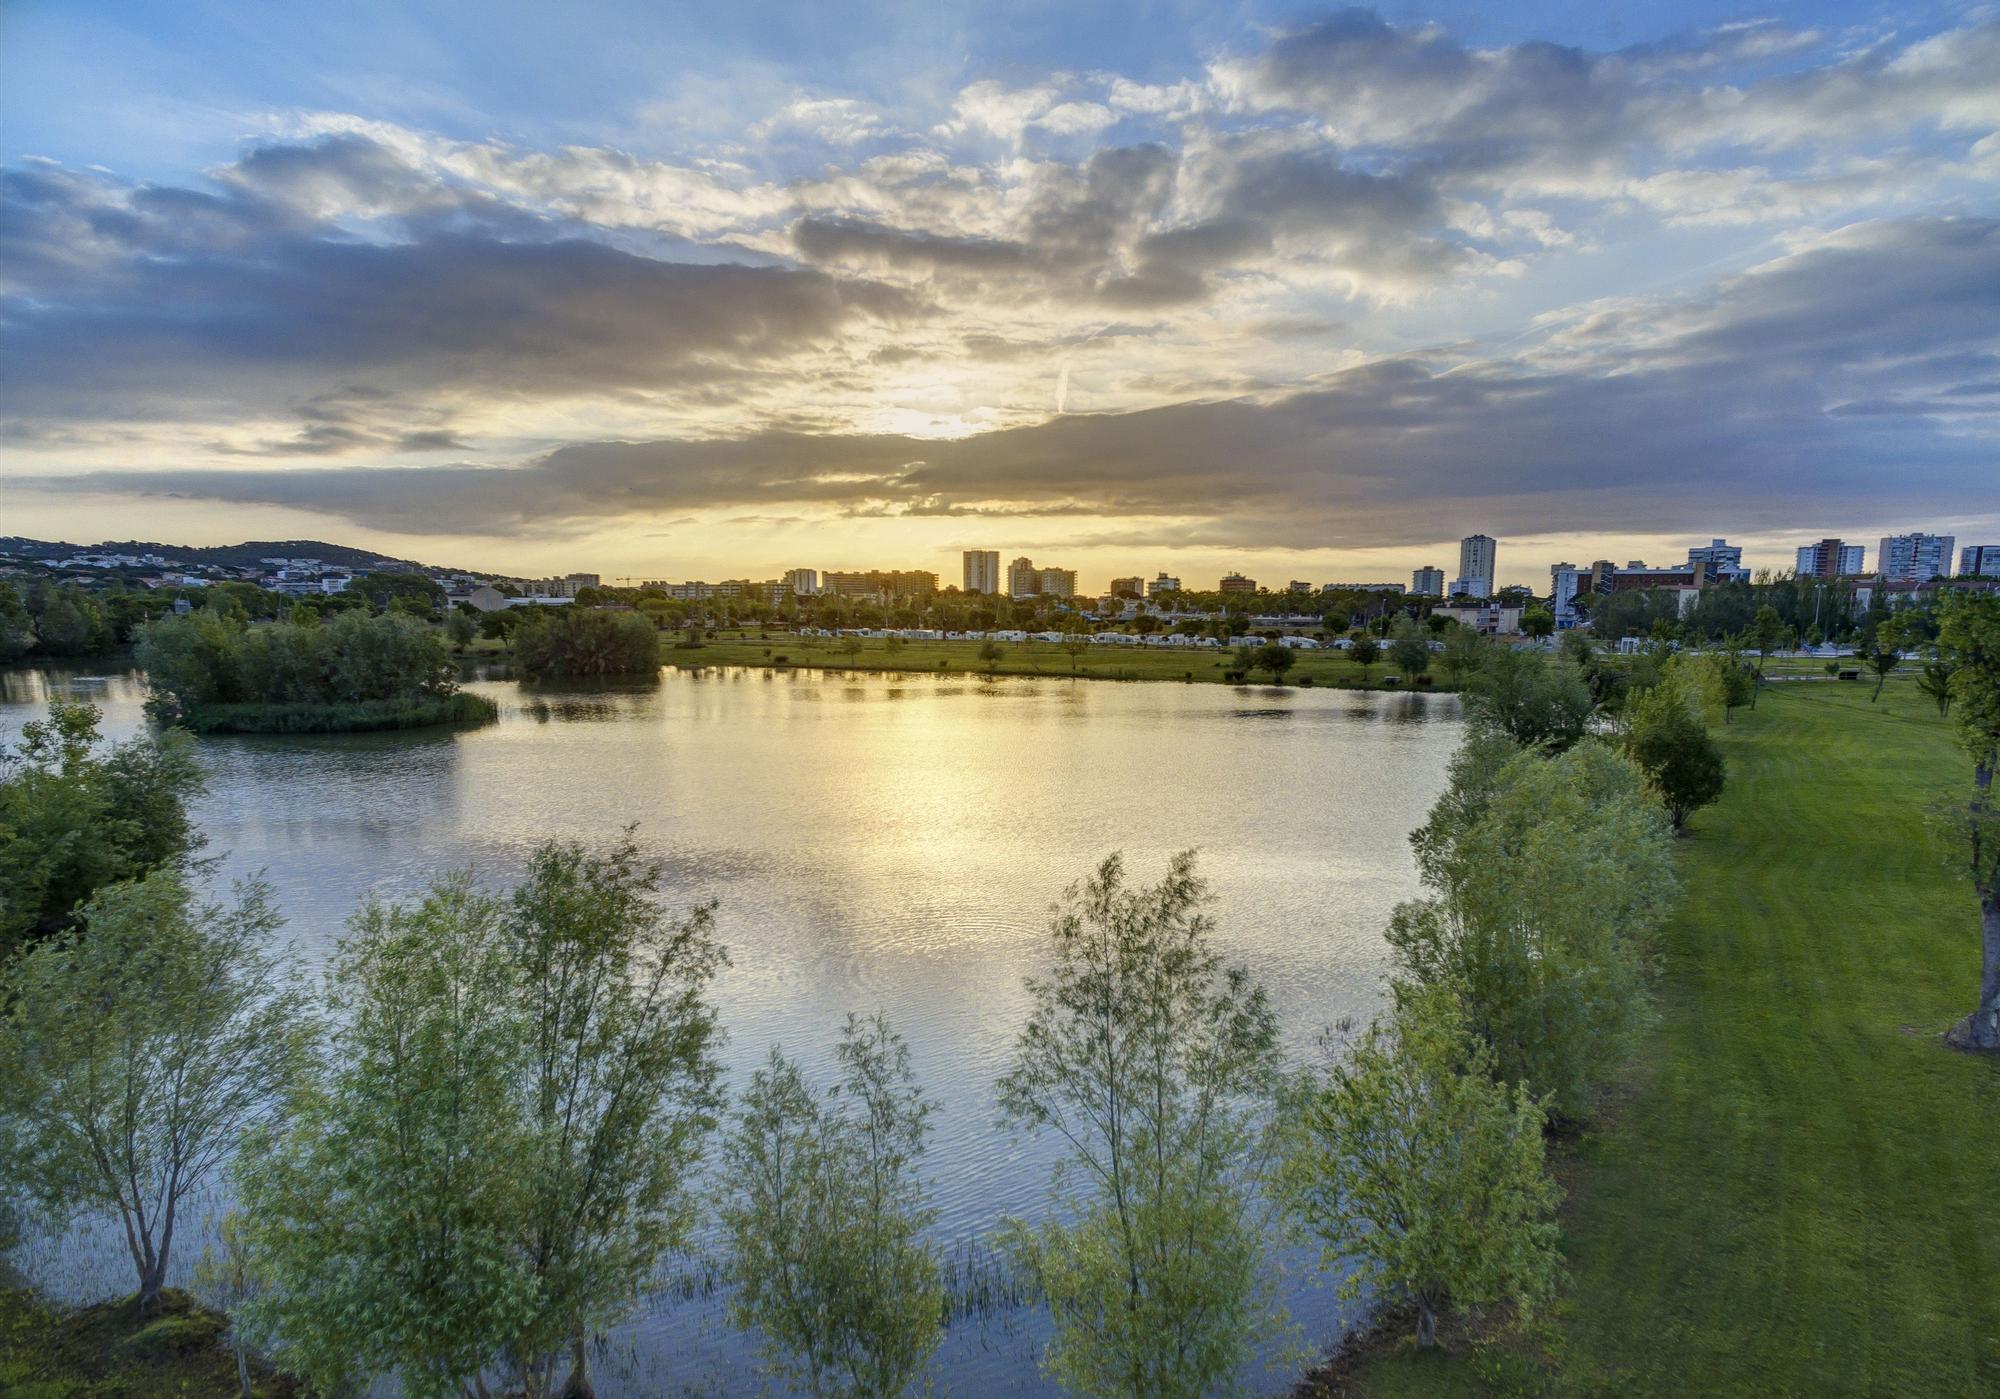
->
[[136, 1256, 169, 1312], [1415, 1295, 1438, 1349], [1948, 896, 2000, 1051], [558, 1330, 594, 1399], [234, 1343, 253, 1399]]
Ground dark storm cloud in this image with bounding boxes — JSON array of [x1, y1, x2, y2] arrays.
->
[[41, 216, 2000, 546]]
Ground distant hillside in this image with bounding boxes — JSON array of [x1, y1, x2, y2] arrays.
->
[[0, 537, 440, 573]]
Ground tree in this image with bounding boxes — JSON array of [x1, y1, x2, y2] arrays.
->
[[1438, 629, 1486, 687], [514, 609, 662, 680], [721, 1015, 942, 1398], [508, 838, 726, 1399], [1624, 685, 1727, 832], [0, 700, 205, 951], [977, 640, 1004, 670], [1936, 595, 2000, 1050], [448, 608, 478, 651], [0, 870, 307, 1311], [999, 853, 1283, 1398], [1349, 636, 1380, 679], [1388, 618, 1431, 679], [1390, 738, 1677, 1124], [1865, 638, 1902, 701], [1283, 984, 1559, 1349], [0, 585, 33, 663], [1918, 660, 1957, 718], [1254, 641, 1295, 682], [193, 1213, 266, 1399], [237, 877, 537, 1398], [1749, 605, 1782, 708], [1521, 606, 1556, 639], [1465, 649, 1595, 752]]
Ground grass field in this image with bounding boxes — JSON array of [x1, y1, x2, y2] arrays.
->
[[1346, 677, 2000, 1395], [654, 629, 1465, 690]]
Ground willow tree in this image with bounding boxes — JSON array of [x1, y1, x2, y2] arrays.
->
[[1284, 983, 1559, 1349], [0, 870, 306, 1311], [721, 1014, 941, 1398], [999, 852, 1283, 1398], [508, 837, 726, 1399], [1939, 595, 2000, 1051]]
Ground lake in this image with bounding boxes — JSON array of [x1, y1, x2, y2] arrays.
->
[[1, 662, 1463, 1395]]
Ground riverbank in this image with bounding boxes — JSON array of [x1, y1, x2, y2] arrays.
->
[[0, 1284, 299, 1397], [1337, 677, 2000, 1395], [652, 631, 1465, 691]]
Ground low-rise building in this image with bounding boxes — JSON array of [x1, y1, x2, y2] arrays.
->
[[1432, 603, 1524, 636]]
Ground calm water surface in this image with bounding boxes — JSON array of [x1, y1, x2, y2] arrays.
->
[[2, 663, 1461, 1396]]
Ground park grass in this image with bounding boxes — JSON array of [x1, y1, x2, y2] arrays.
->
[[661, 630, 1465, 691], [1340, 677, 2000, 1396]]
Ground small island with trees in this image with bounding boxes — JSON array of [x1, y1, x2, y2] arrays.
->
[[135, 609, 498, 734]]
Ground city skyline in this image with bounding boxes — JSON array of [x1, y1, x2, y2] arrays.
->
[[3, 2, 1999, 585]]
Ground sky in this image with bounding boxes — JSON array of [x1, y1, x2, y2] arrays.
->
[[2, 0, 1998, 592]]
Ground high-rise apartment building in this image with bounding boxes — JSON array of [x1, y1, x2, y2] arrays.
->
[[1218, 573, 1258, 594], [1876, 532, 1956, 583], [1037, 567, 1077, 599], [962, 550, 1000, 595], [1007, 556, 1039, 599], [1457, 534, 1497, 599], [784, 568, 819, 597], [1108, 576, 1145, 598], [1686, 539, 1748, 581], [1411, 566, 1445, 597], [1961, 545, 2000, 578], [1795, 539, 1866, 579], [1145, 573, 1182, 598], [1550, 562, 1581, 627]]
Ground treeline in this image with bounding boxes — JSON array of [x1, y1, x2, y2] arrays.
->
[[0, 579, 180, 661], [0, 640, 1737, 1396], [135, 609, 495, 733]]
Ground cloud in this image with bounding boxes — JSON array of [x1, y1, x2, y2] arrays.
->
[[36, 216, 1999, 548]]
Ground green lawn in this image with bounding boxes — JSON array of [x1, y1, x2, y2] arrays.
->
[[659, 630, 1465, 691], [1350, 678, 2000, 1396]]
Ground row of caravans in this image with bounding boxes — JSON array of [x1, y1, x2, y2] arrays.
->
[[799, 627, 1338, 650]]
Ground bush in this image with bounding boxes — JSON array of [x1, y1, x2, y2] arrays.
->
[[118, 1312, 224, 1359], [137, 610, 458, 723], [178, 692, 497, 734]]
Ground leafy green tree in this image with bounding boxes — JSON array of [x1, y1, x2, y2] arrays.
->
[[1254, 641, 1295, 682], [1918, 660, 1957, 718], [722, 1015, 942, 1398], [1439, 629, 1486, 687], [999, 853, 1283, 1398], [193, 1212, 265, 1399], [513, 608, 661, 680], [0, 700, 205, 950], [447, 608, 478, 651], [28, 583, 108, 656], [1935, 595, 2000, 1050], [238, 877, 538, 1398], [1624, 685, 1727, 832], [977, 640, 1004, 669], [1390, 739, 1676, 1124], [0, 586, 33, 663], [1348, 636, 1380, 678], [1283, 984, 1559, 1349], [1521, 606, 1556, 639], [1749, 605, 1782, 707], [1865, 641, 1901, 701], [508, 838, 726, 1399], [1388, 618, 1431, 679], [1465, 649, 1595, 751], [0, 870, 307, 1311]]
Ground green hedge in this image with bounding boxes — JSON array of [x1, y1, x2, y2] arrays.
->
[[179, 692, 499, 734]]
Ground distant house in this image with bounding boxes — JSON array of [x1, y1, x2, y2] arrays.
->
[[461, 584, 509, 612]]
